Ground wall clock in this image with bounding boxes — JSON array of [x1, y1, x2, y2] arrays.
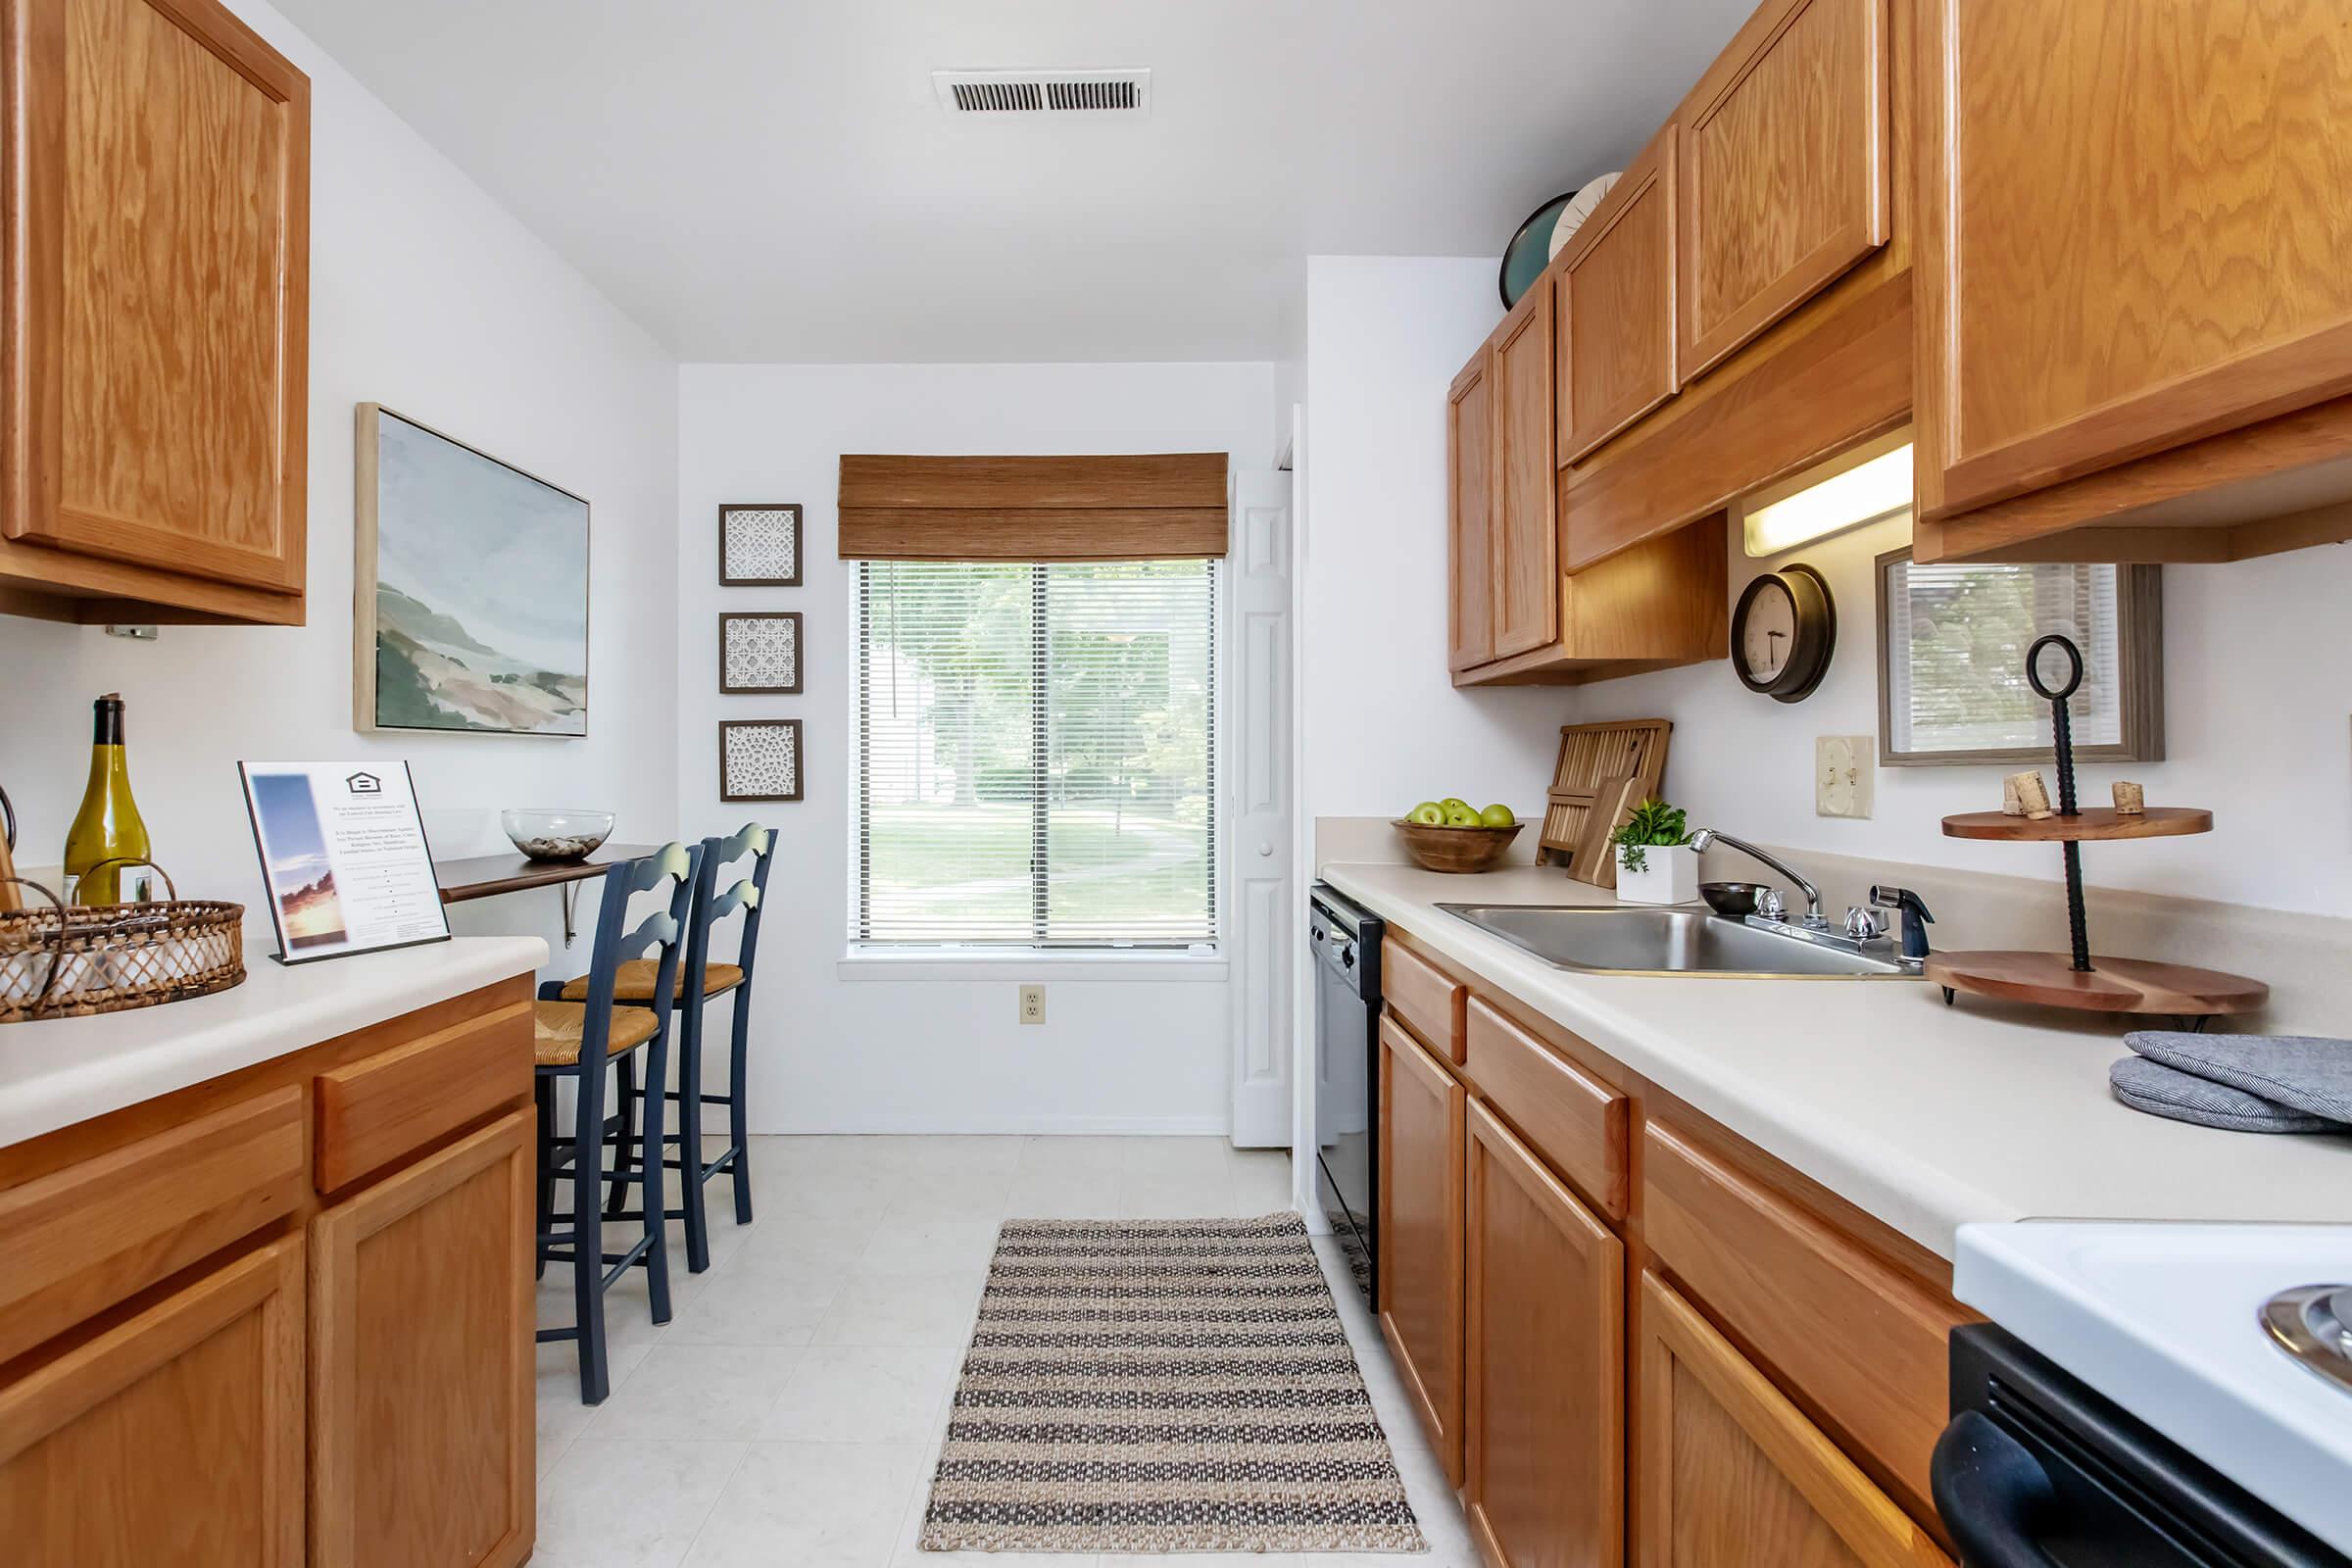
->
[[1732, 564, 1835, 703]]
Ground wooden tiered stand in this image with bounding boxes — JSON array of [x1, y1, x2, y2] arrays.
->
[[1925, 636, 2266, 1028]]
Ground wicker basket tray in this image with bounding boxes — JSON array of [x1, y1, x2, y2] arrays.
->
[[1, 861, 245, 1023]]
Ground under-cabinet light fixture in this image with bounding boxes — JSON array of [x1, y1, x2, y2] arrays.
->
[[1736, 431, 1915, 558]]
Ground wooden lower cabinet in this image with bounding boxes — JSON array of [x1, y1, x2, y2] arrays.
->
[[311, 1108, 535, 1568], [1377, 1011, 1467, 1484], [0, 1235, 307, 1565], [1637, 1273, 1950, 1567], [1465, 1100, 1623, 1568]]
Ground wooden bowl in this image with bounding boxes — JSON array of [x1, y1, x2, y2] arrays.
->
[[1392, 819, 1523, 874]]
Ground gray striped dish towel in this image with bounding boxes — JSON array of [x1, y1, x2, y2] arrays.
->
[[2110, 1032, 2352, 1134]]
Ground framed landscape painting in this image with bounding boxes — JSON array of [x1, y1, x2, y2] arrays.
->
[[354, 405, 591, 736]]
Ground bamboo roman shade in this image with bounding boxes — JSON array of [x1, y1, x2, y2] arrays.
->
[[837, 453, 1229, 562]]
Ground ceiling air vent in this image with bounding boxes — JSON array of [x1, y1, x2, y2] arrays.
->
[[933, 70, 1152, 117]]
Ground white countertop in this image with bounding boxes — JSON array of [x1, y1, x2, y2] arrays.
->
[[1955, 1221, 2352, 1549], [1321, 861, 2352, 1259], [0, 935, 548, 1149]]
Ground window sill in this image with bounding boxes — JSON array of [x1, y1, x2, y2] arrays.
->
[[836, 950, 1229, 984]]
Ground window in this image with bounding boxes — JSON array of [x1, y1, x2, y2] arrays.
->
[[855, 559, 1217, 947], [1877, 550, 2163, 765]]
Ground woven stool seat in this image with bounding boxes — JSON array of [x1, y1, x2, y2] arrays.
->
[[533, 1000, 659, 1067], [558, 958, 744, 1004]]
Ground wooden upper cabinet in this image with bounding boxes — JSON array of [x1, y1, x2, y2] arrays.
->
[[1638, 1273, 1951, 1568], [1, 0, 310, 617], [1447, 345, 1496, 671], [1556, 124, 1678, 466], [1377, 1011, 1466, 1484], [1491, 283, 1560, 660], [1916, 0, 2352, 519], [1678, 0, 1887, 380], [1465, 1100, 1624, 1568], [0, 1236, 306, 1566]]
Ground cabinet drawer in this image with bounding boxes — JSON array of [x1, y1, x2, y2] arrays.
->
[[0, 1087, 307, 1366], [1383, 938, 1466, 1063], [1642, 1120, 1965, 1522], [315, 1000, 532, 1193], [1463, 995, 1628, 1219]]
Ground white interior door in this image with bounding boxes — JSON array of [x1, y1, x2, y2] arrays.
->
[[1228, 466, 1295, 1148]]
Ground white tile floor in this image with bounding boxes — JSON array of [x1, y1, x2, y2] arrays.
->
[[533, 1134, 1477, 1567]]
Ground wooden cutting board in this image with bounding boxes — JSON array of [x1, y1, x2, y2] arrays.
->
[[1541, 719, 1671, 867], [1568, 772, 1644, 890]]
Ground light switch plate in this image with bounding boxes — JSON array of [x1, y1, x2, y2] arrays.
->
[[1816, 736, 1875, 818], [1019, 983, 1045, 1025]]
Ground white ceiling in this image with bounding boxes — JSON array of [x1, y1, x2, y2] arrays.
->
[[275, 0, 1757, 363]]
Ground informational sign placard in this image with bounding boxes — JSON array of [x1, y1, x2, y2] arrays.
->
[[237, 760, 451, 963]]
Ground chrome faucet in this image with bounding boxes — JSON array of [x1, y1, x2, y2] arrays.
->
[[1689, 829, 1825, 927]]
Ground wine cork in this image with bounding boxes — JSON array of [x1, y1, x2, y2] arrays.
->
[[2112, 780, 2145, 815], [2003, 770, 2054, 819]]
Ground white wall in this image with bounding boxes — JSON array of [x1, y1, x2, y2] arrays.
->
[[1300, 257, 1568, 827], [676, 362, 1278, 1134], [0, 0, 679, 966], [1572, 519, 2352, 918]]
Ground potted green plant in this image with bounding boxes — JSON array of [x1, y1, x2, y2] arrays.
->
[[1611, 798, 1697, 905]]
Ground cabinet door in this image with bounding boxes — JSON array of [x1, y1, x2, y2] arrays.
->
[[1917, 0, 2352, 518], [1678, 0, 1887, 379], [0, 1235, 305, 1565], [1465, 1100, 1623, 1568], [2, 0, 310, 594], [311, 1109, 534, 1568], [1556, 125, 1678, 466], [1638, 1274, 1949, 1568], [1377, 1011, 1466, 1483], [1448, 345, 1497, 670], [1491, 284, 1560, 659]]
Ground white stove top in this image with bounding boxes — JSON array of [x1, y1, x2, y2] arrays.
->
[[1956, 1221, 2352, 1553]]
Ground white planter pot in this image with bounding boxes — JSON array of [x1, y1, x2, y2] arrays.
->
[[1615, 843, 1699, 905]]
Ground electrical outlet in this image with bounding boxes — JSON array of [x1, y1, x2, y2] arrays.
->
[[1019, 983, 1046, 1025], [1816, 735, 1875, 818]]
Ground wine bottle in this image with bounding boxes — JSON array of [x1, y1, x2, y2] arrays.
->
[[63, 693, 151, 906]]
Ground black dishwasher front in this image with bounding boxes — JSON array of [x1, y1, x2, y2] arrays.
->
[[1309, 883, 1382, 1305]]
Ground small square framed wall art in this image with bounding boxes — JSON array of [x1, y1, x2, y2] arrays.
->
[[719, 612, 803, 695], [719, 503, 802, 587], [719, 718, 804, 803]]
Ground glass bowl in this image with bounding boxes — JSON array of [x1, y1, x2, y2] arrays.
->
[[501, 808, 614, 862]]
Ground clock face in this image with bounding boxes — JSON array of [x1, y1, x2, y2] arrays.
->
[[1741, 579, 1796, 680], [1732, 564, 1835, 703]]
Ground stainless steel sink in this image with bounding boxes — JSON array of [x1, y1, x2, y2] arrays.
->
[[1436, 904, 1919, 979]]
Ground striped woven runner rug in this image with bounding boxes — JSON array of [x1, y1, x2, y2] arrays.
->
[[918, 1212, 1426, 1554]]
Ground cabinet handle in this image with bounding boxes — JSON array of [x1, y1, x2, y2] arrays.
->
[[1931, 1410, 2060, 1568]]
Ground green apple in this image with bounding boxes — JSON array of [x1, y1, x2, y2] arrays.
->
[[1440, 797, 1471, 813], [1443, 804, 1482, 828], [1479, 804, 1516, 828], [1407, 802, 1446, 826]]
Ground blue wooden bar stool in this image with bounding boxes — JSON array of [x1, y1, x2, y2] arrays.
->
[[574, 823, 773, 1272], [532, 840, 700, 1404]]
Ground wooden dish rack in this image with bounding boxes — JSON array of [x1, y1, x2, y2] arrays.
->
[[1538, 719, 1672, 889]]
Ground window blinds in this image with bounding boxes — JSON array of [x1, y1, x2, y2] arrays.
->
[[837, 454, 1229, 561], [855, 559, 1218, 947], [1886, 558, 2125, 755]]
